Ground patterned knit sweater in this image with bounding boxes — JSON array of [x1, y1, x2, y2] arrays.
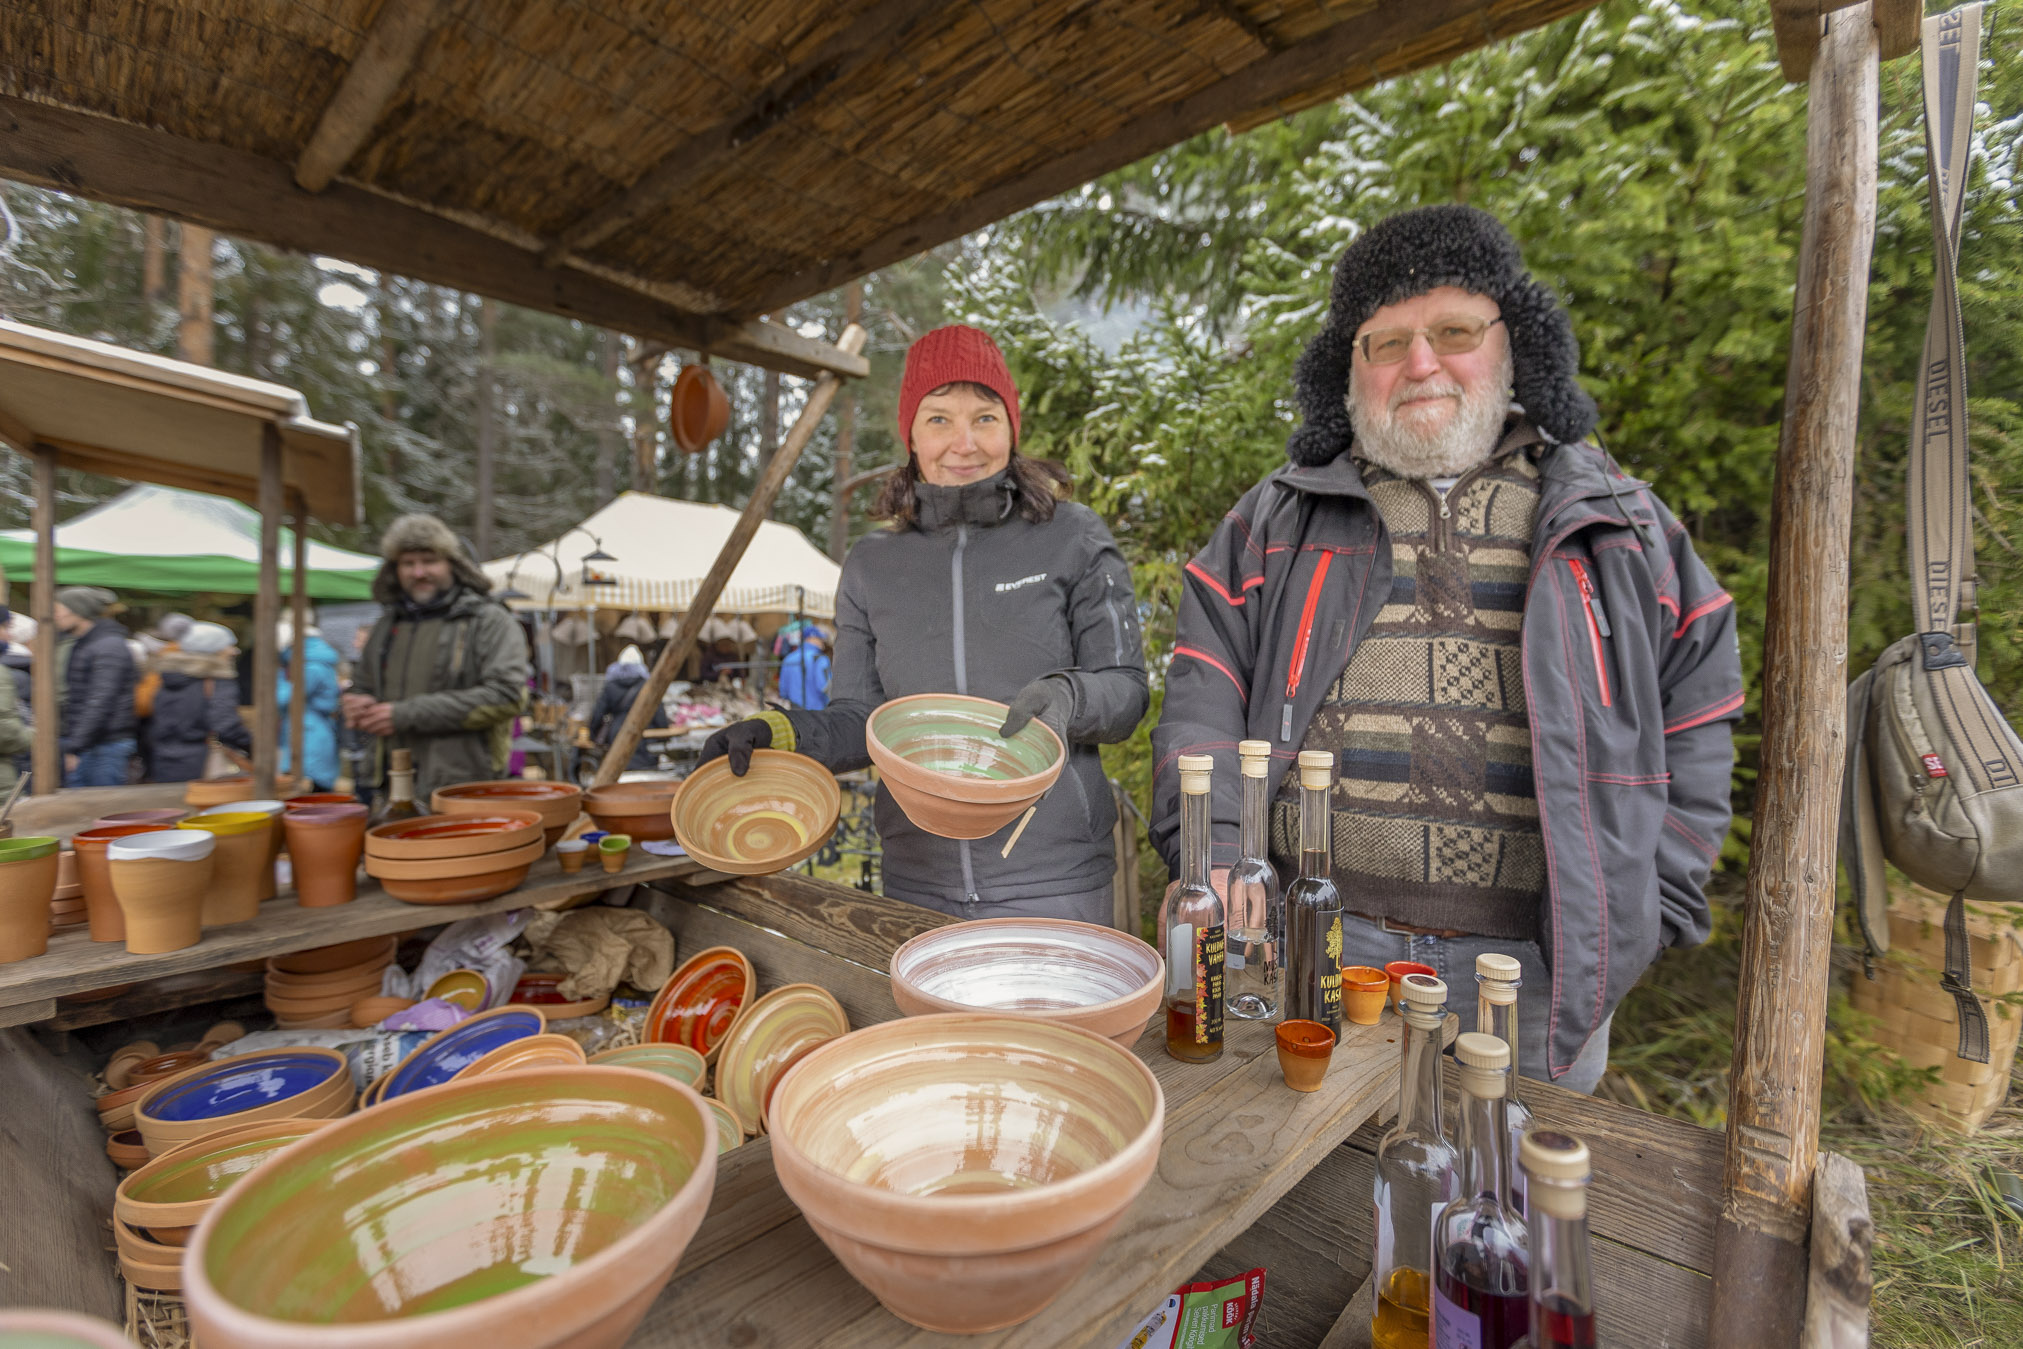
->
[[1270, 439, 1545, 941]]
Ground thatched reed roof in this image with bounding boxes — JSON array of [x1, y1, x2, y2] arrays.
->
[[1, 0, 1607, 377]]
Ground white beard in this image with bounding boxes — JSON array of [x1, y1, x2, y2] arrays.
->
[[1346, 348, 1514, 479]]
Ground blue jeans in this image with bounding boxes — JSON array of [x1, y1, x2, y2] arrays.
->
[[1338, 910, 1613, 1093], [66, 737, 136, 788]]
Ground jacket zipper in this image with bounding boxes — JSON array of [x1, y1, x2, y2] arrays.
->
[[1103, 571, 1126, 665], [1280, 551, 1334, 740], [950, 525, 979, 902], [1567, 558, 1612, 708]]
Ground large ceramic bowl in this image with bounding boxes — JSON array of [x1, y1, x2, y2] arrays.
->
[[184, 1068, 717, 1349], [364, 811, 545, 860], [864, 694, 1065, 839], [364, 837, 544, 879], [669, 749, 842, 875], [890, 917, 1165, 1047], [644, 946, 752, 1063], [713, 983, 849, 1134], [377, 1006, 546, 1101], [582, 781, 680, 840], [769, 1014, 1163, 1333], [133, 1049, 353, 1156], [115, 1116, 331, 1233]]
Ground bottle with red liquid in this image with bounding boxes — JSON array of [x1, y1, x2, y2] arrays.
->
[[1432, 1032, 1529, 1349], [1160, 753, 1225, 1064], [1519, 1130, 1598, 1349]]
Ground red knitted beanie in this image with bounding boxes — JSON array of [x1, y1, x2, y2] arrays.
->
[[896, 324, 1021, 448]]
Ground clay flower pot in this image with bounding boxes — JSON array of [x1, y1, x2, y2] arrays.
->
[[185, 775, 256, 809], [1384, 960, 1436, 1012], [1342, 965, 1390, 1026], [364, 811, 545, 861], [890, 916, 1165, 1047], [0, 1309, 138, 1346], [598, 834, 630, 873], [108, 830, 215, 954], [200, 799, 286, 899], [670, 749, 842, 875], [556, 838, 588, 872], [184, 1067, 717, 1349], [432, 780, 582, 846], [645, 946, 753, 1063], [670, 363, 730, 452], [281, 804, 368, 907], [769, 1014, 1164, 1333], [94, 808, 191, 829], [581, 781, 680, 840], [177, 812, 273, 925], [1275, 1020, 1336, 1092], [865, 693, 1065, 839], [0, 836, 60, 962], [73, 823, 179, 943], [713, 983, 849, 1134]]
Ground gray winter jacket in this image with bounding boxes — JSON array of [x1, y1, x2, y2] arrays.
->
[[787, 472, 1149, 909], [1151, 420, 1743, 1079]]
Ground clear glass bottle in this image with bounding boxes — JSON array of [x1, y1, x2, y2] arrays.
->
[[1521, 1131, 1598, 1349], [1282, 750, 1342, 1034], [1371, 972, 1458, 1349], [1433, 1032, 1531, 1349], [370, 747, 419, 825], [1227, 739, 1282, 1021], [1476, 952, 1533, 1215], [1161, 753, 1225, 1063]]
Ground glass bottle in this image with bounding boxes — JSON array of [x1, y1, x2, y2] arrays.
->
[[1161, 753, 1225, 1063], [370, 747, 420, 825], [1227, 739, 1282, 1021], [1476, 952, 1533, 1215], [1433, 1032, 1531, 1349], [1282, 750, 1342, 1034], [1370, 972, 1458, 1349], [1521, 1131, 1598, 1349]]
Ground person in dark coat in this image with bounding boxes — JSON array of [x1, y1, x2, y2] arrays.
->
[[589, 645, 667, 772], [146, 622, 252, 783], [53, 586, 138, 787]]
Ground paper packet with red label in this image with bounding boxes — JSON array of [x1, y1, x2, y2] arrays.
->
[[1111, 1268, 1265, 1349]]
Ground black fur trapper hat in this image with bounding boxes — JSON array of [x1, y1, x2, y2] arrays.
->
[[1285, 204, 1598, 468]]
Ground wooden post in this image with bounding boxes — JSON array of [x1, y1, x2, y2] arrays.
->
[[828, 281, 864, 562], [595, 323, 867, 784], [30, 445, 58, 795], [289, 499, 310, 791], [252, 425, 283, 796], [1710, 8, 1877, 1347], [1800, 1152, 1874, 1348]]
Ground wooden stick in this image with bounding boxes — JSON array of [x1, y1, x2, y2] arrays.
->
[[593, 323, 867, 785], [1800, 1151, 1874, 1348], [30, 445, 58, 795], [252, 425, 283, 797], [1710, 10, 1877, 1347], [289, 499, 310, 790], [293, 0, 444, 193], [999, 805, 1038, 860]]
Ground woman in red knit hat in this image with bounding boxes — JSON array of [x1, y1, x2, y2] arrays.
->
[[702, 324, 1149, 925]]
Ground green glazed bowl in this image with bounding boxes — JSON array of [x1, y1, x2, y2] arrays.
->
[[0, 837, 60, 862], [587, 1041, 707, 1087], [865, 695, 1065, 840]]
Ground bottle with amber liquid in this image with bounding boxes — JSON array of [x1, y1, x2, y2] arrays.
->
[[1519, 1131, 1598, 1349], [1226, 739, 1282, 1021], [1477, 952, 1533, 1215], [1433, 1032, 1531, 1349], [1282, 749, 1342, 1034], [1160, 753, 1225, 1063], [1370, 972, 1457, 1349], [370, 747, 420, 826]]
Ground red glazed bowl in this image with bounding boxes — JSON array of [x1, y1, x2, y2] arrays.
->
[[645, 946, 753, 1063]]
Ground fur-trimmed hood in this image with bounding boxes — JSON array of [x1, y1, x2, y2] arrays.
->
[[372, 513, 494, 606], [156, 650, 236, 683]]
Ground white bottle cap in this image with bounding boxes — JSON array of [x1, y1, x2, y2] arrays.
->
[[1178, 753, 1213, 795], [1296, 749, 1333, 790], [1238, 739, 1271, 776], [1455, 1031, 1510, 1098], [1520, 1130, 1593, 1219], [1476, 952, 1523, 982]]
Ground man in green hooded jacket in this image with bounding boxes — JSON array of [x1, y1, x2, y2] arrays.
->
[[344, 515, 529, 802]]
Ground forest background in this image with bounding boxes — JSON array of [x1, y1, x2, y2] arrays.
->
[[2, 1, 2019, 1341]]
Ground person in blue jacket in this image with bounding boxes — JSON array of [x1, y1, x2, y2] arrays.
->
[[276, 619, 342, 792], [776, 628, 831, 711]]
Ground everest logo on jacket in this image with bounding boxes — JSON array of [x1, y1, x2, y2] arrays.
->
[[995, 573, 1048, 593]]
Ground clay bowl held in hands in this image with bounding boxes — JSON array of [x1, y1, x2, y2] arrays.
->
[[581, 781, 680, 840], [432, 781, 583, 845], [865, 694, 1065, 839], [364, 811, 545, 861], [645, 946, 753, 1063], [713, 983, 850, 1134], [587, 1042, 705, 1087], [889, 917, 1165, 1047], [769, 1013, 1164, 1334], [670, 749, 842, 875], [184, 1067, 719, 1349], [133, 1049, 353, 1156], [0, 836, 60, 962], [270, 935, 397, 976], [376, 1006, 546, 1102]]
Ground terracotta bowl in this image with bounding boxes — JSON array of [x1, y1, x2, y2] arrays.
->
[[106, 1129, 153, 1170], [587, 1042, 705, 1087], [670, 362, 730, 452], [889, 916, 1165, 1048], [670, 749, 842, 875], [375, 860, 537, 906], [271, 935, 397, 976], [511, 972, 610, 1020], [432, 780, 582, 835], [127, 1049, 211, 1086], [452, 1032, 589, 1080], [116, 1117, 331, 1232], [350, 995, 417, 1027], [273, 1008, 354, 1030], [645, 946, 753, 1063], [377, 1006, 547, 1102], [364, 837, 544, 881], [96, 1079, 156, 1131], [769, 1014, 1164, 1333], [0, 1309, 138, 1346], [865, 694, 1065, 839], [104, 1039, 161, 1089], [425, 967, 490, 1010], [582, 781, 680, 840], [704, 1098, 745, 1153], [134, 1049, 353, 1156], [713, 983, 849, 1134], [93, 808, 191, 828], [283, 792, 360, 810], [265, 965, 388, 1000], [186, 775, 258, 808], [364, 811, 545, 860], [184, 1068, 718, 1349]]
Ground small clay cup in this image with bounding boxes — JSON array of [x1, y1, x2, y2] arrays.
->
[[282, 804, 368, 908], [0, 837, 60, 962], [599, 834, 631, 873], [556, 838, 588, 873], [1275, 1020, 1337, 1092], [1384, 960, 1436, 1013], [108, 831, 216, 955], [73, 824, 177, 942], [1342, 965, 1390, 1026]]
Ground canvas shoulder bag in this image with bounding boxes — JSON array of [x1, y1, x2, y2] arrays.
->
[[1841, 4, 2023, 1063]]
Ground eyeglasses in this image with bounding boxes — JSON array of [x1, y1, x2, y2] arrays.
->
[[1355, 315, 1503, 364]]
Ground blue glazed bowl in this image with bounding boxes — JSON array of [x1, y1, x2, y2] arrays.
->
[[379, 1006, 546, 1102], [141, 1050, 349, 1124]]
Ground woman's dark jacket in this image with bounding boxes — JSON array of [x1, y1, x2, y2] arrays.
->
[[591, 669, 668, 771], [786, 471, 1149, 909], [146, 651, 252, 782]]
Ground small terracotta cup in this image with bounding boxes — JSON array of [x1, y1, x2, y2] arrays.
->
[[1342, 966, 1390, 1025], [1275, 1020, 1336, 1092], [1384, 960, 1437, 1013], [555, 839, 588, 873], [598, 834, 631, 873]]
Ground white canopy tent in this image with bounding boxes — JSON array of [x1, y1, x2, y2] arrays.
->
[[484, 491, 842, 620]]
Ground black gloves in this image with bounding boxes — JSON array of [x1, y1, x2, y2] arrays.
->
[[698, 717, 773, 776], [999, 675, 1075, 744]]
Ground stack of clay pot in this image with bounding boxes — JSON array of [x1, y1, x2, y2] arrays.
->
[[174, 811, 272, 926], [266, 936, 397, 1029], [281, 799, 369, 907], [98, 1023, 247, 1172], [131, 1044, 353, 1155], [433, 780, 584, 847], [364, 810, 546, 905], [0, 837, 60, 962], [106, 830, 216, 954], [71, 818, 187, 943]]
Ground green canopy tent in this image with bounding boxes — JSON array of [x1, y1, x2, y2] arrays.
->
[[0, 483, 378, 599]]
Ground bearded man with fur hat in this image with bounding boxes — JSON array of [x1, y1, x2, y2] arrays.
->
[[344, 514, 529, 801], [1152, 206, 1744, 1092]]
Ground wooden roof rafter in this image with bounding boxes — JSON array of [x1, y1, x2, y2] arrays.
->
[[1770, 0, 1921, 80]]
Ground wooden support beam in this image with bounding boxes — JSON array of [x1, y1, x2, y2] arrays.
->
[[289, 502, 310, 790], [0, 392, 35, 455], [1872, 0, 1921, 62], [253, 425, 283, 797], [1770, 0, 1877, 82], [543, 0, 949, 266], [294, 0, 443, 193], [1800, 1152, 1874, 1348], [1201, 0, 1278, 54], [1710, 8, 1877, 1347], [30, 445, 58, 795], [595, 323, 868, 783], [0, 95, 867, 383]]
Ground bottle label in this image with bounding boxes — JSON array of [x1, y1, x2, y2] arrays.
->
[[1194, 924, 1225, 1043], [1432, 1284, 1483, 1349], [1318, 914, 1343, 1021]]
